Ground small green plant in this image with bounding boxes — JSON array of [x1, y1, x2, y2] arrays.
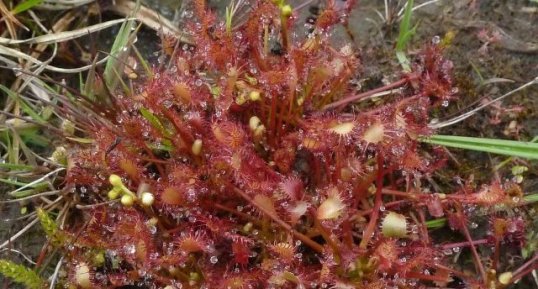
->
[[37, 207, 67, 246], [0, 259, 45, 289]]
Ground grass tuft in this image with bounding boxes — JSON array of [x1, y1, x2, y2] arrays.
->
[[395, 0, 418, 72], [420, 135, 538, 159]]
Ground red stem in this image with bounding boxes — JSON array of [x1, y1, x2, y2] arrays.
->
[[322, 74, 417, 110], [359, 153, 384, 249], [356, 200, 407, 217], [232, 187, 323, 253], [440, 238, 489, 250], [493, 237, 500, 271], [405, 271, 451, 283], [313, 217, 341, 263], [511, 253, 538, 282], [417, 209, 430, 244], [457, 208, 487, 282], [269, 94, 277, 140], [511, 263, 538, 285]]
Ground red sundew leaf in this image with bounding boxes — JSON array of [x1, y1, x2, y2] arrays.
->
[[232, 239, 251, 266], [212, 121, 245, 149], [119, 158, 141, 181], [373, 239, 400, 272], [160, 186, 184, 205], [279, 177, 304, 201], [177, 231, 209, 253], [253, 194, 278, 217], [427, 195, 445, 218]]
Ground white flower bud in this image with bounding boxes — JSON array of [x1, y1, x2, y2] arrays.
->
[[141, 192, 155, 206]]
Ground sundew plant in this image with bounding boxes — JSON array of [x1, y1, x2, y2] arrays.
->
[[0, 0, 537, 288]]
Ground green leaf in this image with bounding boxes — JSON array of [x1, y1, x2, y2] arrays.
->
[[0, 259, 45, 289], [139, 107, 173, 138], [420, 135, 538, 159], [20, 127, 50, 147], [148, 140, 173, 152], [11, 0, 42, 15], [396, 51, 411, 72], [524, 193, 538, 204], [426, 218, 447, 229]]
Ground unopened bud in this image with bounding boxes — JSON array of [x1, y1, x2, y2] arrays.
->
[[109, 174, 123, 187], [121, 194, 135, 207], [192, 139, 203, 156], [141, 192, 155, 206], [281, 5, 292, 17], [249, 90, 261, 101], [249, 116, 261, 132], [108, 188, 120, 200], [498, 271, 512, 285]]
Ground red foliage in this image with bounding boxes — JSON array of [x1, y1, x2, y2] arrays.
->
[[54, 1, 525, 288]]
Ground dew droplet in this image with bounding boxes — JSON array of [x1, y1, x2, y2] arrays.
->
[[210, 256, 218, 264]]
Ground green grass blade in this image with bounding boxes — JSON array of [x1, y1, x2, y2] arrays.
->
[[103, 20, 133, 89], [0, 163, 33, 170], [226, 6, 232, 35], [11, 0, 42, 15], [133, 45, 153, 78], [9, 189, 43, 198], [0, 85, 46, 124], [103, 6, 140, 91], [3, 131, 14, 164], [420, 135, 538, 159], [0, 178, 48, 191], [426, 218, 446, 229], [395, 0, 415, 72]]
